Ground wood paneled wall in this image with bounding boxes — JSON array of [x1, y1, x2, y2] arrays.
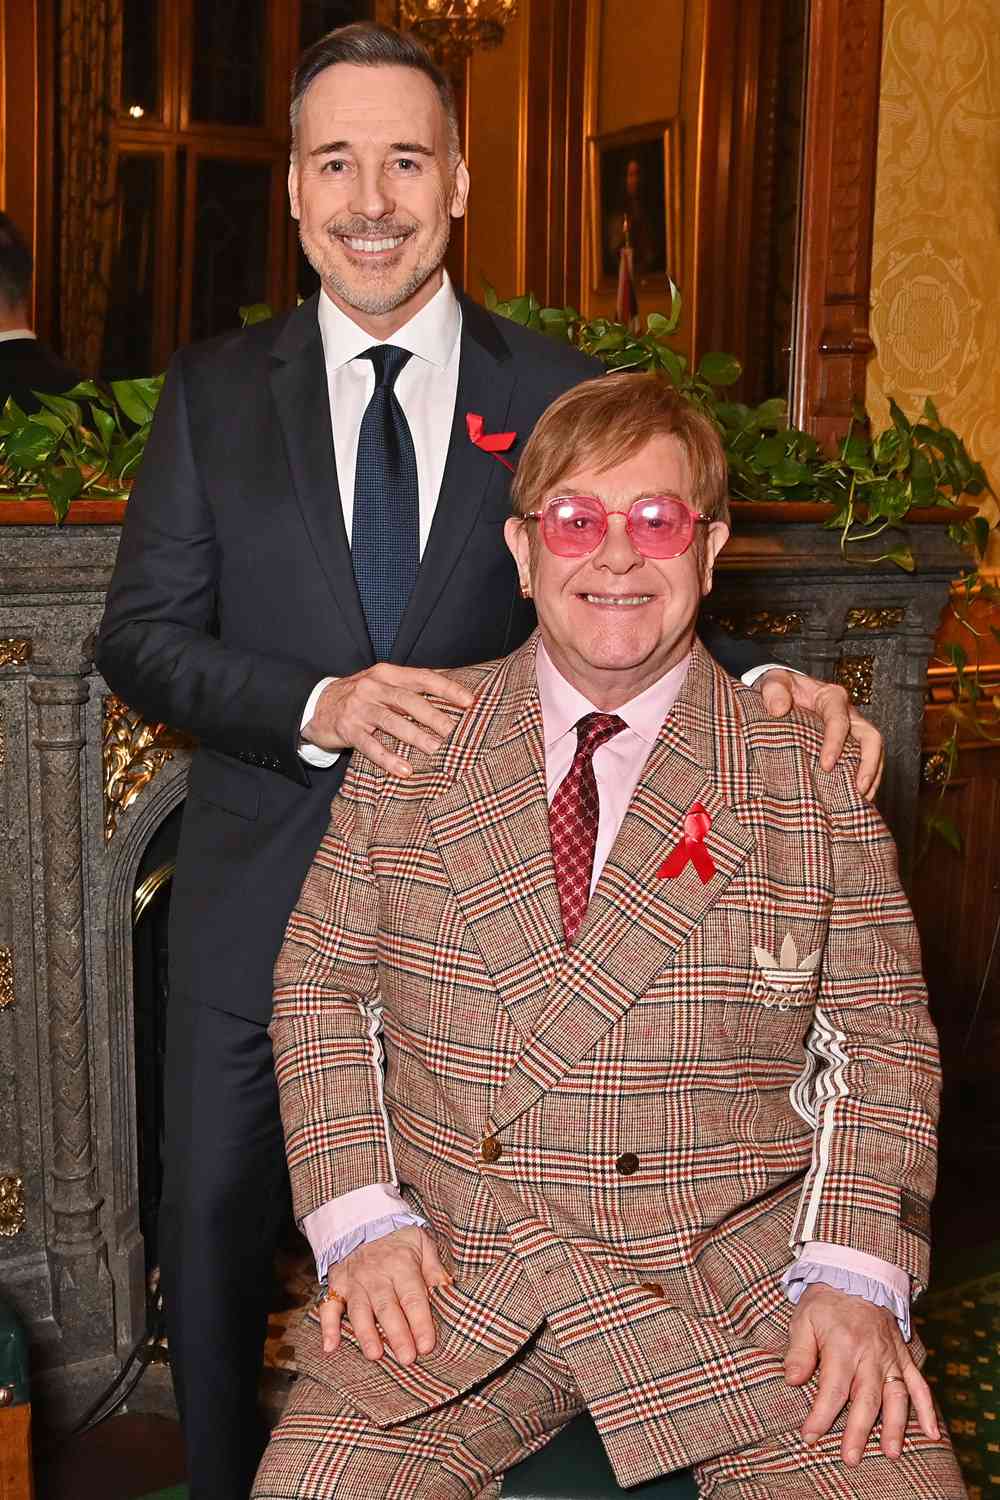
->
[[0, 0, 56, 339]]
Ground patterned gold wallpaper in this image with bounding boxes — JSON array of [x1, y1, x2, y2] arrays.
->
[[867, 0, 1000, 512]]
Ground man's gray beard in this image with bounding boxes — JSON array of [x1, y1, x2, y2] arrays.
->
[[300, 224, 450, 317]]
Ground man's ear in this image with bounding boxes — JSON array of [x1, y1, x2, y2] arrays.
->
[[288, 159, 300, 220], [450, 159, 470, 221], [700, 521, 730, 596], [504, 516, 532, 594]]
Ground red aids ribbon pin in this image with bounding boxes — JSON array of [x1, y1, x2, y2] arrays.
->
[[657, 803, 716, 884], [467, 412, 517, 472]]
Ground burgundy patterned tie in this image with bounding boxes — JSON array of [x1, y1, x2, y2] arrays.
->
[[549, 712, 626, 944]]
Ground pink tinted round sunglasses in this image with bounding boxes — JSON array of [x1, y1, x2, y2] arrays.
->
[[523, 493, 711, 560]]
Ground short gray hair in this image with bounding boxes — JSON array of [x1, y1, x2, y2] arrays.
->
[[289, 22, 461, 164]]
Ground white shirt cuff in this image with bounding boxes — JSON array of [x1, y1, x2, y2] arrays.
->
[[783, 1240, 911, 1339], [301, 1183, 426, 1284], [740, 662, 803, 687], [298, 676, 340, 766]]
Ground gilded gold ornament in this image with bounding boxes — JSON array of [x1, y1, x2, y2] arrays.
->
[[845, 607, 906, 631], [834, 654, 875, 705], [0, 946, 13, 1010], [103, 695, 193, 843], [0, 1176, 26, 1238], [708, 609, 803, 639], [0, 639, 30, 668]]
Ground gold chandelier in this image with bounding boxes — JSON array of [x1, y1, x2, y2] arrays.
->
[[399, 0, 519, 73]]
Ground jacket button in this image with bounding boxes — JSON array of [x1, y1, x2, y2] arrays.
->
[[639, 1281, 665, 1298], [615, 1152, 639, 1176], [481, 1136, 502, 1164]]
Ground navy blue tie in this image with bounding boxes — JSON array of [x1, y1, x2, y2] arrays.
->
[[351, 344, 420, 661]]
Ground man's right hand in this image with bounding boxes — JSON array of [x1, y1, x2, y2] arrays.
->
[[301, 665, 475, 777], [319, 1226, 451, 1364]]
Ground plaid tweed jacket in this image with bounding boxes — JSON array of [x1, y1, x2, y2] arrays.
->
[[270, 636, 940, 1486]]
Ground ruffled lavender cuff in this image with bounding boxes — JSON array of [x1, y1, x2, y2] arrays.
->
[[783, 1259, 911, 1340], [314, 1211, 427, 1287]]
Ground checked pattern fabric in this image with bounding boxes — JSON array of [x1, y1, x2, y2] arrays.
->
[[549, 711, 625, 943], [352, 344, 419, 660]]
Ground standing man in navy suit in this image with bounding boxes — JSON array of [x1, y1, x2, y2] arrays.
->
[[97, 22, 881, 1500]]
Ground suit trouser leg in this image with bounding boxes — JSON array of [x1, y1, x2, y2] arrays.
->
[[252, 1327, 584, 1499], [160, 998, 292, 1500], [693, 1410, 967, 1498]]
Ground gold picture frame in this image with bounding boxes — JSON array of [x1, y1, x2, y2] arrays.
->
[[588, 119, 682, 293]]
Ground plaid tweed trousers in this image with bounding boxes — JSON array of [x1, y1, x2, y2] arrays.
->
[[252, 1317, 965, 1498]]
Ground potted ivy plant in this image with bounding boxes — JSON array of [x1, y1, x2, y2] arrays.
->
[[0, 377, 162, 523]]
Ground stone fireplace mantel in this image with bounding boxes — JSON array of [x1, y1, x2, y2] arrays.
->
[[0, 510, 967, 1423], [1, 524, 192, 1424]]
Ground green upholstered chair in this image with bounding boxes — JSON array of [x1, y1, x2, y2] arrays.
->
[[502, 1412, 698, 1498]]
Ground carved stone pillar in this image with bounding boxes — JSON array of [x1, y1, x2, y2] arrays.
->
[[30, 671, 112, 1348]]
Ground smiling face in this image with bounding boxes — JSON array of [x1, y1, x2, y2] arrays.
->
[[504, 434, 729, 709], [289, 62, 469, 337]]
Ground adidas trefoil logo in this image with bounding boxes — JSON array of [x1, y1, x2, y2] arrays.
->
[[752, 933, 822, 1007]]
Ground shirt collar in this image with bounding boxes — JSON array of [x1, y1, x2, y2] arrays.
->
[[535, 638, 691, 751], [0, 329, 36, 344], [317, 271, 461, 372]]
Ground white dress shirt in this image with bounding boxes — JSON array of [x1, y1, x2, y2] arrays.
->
[[298, 274, 462, 767]]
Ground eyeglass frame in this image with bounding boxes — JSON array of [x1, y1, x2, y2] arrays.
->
[[521, 492, 714, 560]]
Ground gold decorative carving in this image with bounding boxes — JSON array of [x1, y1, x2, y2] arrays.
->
[[103, 695, 192, 843], [134, 862, 176, 926], [845, 607, 906, 631], [922, 750, 950, 786], [708, 609, 803, 639], [0, 639, 30, 668], [835, 654, 875, 705], [0, 1176, 26, 1238], [0, 946, 13, 1010]]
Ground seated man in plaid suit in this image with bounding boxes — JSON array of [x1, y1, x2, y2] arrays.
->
[[254, 374, 965, 1498]]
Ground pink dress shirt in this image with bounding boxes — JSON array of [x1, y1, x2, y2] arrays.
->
[[302, 643, 911, 1334]]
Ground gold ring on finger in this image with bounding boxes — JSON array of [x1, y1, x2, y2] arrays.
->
[[324, 1288, 348, 1310], [883, 1373, 905, 1385]]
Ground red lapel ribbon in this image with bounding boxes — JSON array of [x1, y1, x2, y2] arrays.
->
[[467, 412, 517, 472], [657, 802, 716, 884]]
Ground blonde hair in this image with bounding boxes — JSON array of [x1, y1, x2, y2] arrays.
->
[[511, 372, 730, 526]]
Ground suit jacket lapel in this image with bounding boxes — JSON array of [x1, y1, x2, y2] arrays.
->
[[449, 644, 759, 1132], [426, 641, 567, 1041], [391, 297, 517, 663], [269, 295, 373, 662]]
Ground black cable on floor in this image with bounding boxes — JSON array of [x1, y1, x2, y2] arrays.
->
[[37, 1285, 168, 1452]]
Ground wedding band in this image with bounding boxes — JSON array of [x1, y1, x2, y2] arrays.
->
[[324, 1288, 348, 1310], [884, 1373, 905, 1384]]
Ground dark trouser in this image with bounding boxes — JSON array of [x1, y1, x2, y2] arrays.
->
[[160, 998, 292, 1500]]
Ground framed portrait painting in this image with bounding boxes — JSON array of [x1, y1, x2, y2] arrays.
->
[[588, 120, 682, 292]]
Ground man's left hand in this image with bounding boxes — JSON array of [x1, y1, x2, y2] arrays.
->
[[756, 670, 885, 801], [785, 1284, 939, 1465]]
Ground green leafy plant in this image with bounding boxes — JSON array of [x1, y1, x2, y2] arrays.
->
[[484, 280, 992, 573], [0, 377, 163, 521]]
